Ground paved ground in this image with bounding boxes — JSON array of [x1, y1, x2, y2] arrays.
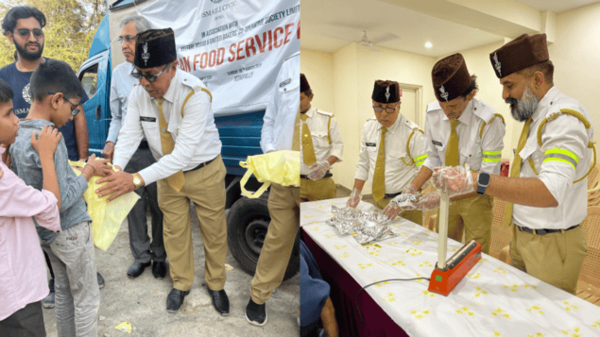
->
[[42, 206, 300, 337]]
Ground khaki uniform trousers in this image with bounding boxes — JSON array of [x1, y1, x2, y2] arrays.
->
[[250, 183, 301, 304], [439, 194, 493, 254], [300, 177, 337, 201], [510, 223, 587, 295], [157, 155, 228, 292]]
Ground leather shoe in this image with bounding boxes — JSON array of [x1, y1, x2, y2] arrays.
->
[[207, 287, 229, 316], [246, 298, 267, 326], [152, 261, 167, 279], [127, 261, 151, 279], [166, 288, 189, 313]]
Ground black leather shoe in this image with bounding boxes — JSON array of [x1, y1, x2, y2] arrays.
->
[[207, 287, 229, 316], [166, 288, 189, 313], [152, 261, 167, 279], [97, 272, 105, 289], [127, 261, 151, 279], [245, 299, 267, 326]]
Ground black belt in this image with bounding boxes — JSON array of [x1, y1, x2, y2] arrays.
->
[[384, 192, 402, 199], [184, 156, 217, 173], [300, 171, 332, 180], [516, 224, 580, 235], [138, 140, 149, 149]]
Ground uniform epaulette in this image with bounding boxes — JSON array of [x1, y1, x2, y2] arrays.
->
[[472, 100, 495, 124], [426, 101, 441, 113], [403, 117, 420, 131], [316, 109, 333, 117]]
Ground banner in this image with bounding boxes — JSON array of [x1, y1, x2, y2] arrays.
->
[[139, 0, 300, 115]]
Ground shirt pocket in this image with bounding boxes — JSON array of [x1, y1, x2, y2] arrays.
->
[[311, 130, 329, 152], [140, 114, 159, 136], [461, 142, 483, 168], [431, 139, 445, 155]]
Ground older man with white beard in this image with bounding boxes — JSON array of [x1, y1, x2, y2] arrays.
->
[[433, 33, 594, 295]]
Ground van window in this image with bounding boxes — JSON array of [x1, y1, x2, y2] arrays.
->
[[79, 64, 99, 99]]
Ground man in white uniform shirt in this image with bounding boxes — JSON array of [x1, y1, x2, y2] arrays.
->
[[299, 73, 343, 200], [410, 54, 505, 254], [96, 28, 229, 314], [247, 51, 299, 326], [102, 15, 167, 280], [347, 80, 427, 225], [435, 34, 592, 295]]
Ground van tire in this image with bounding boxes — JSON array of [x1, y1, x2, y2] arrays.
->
[[227, 195, 300, 281]]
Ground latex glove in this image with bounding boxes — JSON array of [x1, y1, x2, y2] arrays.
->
[[346, 188, 362, 208], [432, 165, 475, 197], [382, 202, 403, 221], [414, 193, 440, 210], [307, 160, 331, 180]]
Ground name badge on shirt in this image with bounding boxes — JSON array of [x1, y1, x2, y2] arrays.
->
[[432, 140, 443, 147], [366, 142, 376, 147], [279, 78, 291, 87], [140, 116, 157, 122]]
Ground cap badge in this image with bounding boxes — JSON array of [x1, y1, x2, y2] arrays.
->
[[142, 42, 150, 66], [385, 86, 391, 102], [439, 85, 449, 102], [493, 52, 502, 77]]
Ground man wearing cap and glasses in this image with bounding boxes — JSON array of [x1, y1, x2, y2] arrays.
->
[[96, 28, 230, 314], [407, 54, 505, 255], [347, 80, 426, 225], [434, 34, 593, 295], [102, 15, 167, 282]]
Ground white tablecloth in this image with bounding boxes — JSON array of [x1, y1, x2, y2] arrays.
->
[[301, 197, 600, 337]]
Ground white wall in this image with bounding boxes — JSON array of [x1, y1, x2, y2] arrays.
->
[[551, 3, 600, 145], [301, 44, 436, 192]]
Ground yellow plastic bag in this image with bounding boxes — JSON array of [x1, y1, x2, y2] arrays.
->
[[239, 150, 300, 198], [70, 161, 140, 250]]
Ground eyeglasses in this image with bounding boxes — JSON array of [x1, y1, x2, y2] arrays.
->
[[131, 64, 169, 83], [48, 92, 80, 116], [118, 34, 137, 44], [372, 103, 400, 113], [16, 28, 43, 38]]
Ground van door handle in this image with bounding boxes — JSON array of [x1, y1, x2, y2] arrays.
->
[[95, 106, 101, 120]]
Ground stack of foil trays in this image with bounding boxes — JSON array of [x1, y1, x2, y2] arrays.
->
[[326, 206, 397, 244]]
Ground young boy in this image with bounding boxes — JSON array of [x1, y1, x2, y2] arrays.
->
[[9, 60, 111, 336], [0, 79, 61, 336]]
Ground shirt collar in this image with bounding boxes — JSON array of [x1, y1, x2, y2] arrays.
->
[[441, 99, 473, 126], [377, 113, 403, 134], [305, 107, 316, 118], [532, 86, 559, 122]]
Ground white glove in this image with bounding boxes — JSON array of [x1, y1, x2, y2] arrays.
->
[[382, 202, 403, 221], [307, 160, 331, 180], [413, 193, 440, 210], [346, 188, 362, 208], [432, 165, 475, 197]]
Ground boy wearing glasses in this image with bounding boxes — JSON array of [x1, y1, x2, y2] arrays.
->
[[347, 80, 426, 225], [9, 60, 112, 336], [409, 54, 505, 254]]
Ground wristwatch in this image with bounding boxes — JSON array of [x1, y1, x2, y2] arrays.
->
[[476, 172, 491, 195], [132, 173, 143, 190]]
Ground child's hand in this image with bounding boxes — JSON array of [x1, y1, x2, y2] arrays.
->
[[86, 154, 112, 177], [31, 126, 62, 157]]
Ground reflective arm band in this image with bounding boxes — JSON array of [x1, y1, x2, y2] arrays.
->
[[543, 148, 579, 170], [414, 154, 427, 166], [482, 150, 501, 162]]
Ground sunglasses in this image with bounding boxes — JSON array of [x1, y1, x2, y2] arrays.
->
[[16, 28, 43, 38], [118, 34, 137, 44], [131, 64, 169, 83], [372, 103, 400, 113], [48, 92, 80, 116]]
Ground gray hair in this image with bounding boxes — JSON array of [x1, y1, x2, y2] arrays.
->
[[120, 14, 152, 34]]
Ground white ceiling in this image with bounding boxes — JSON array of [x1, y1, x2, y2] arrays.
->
[[300, 0, 600, 57]]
